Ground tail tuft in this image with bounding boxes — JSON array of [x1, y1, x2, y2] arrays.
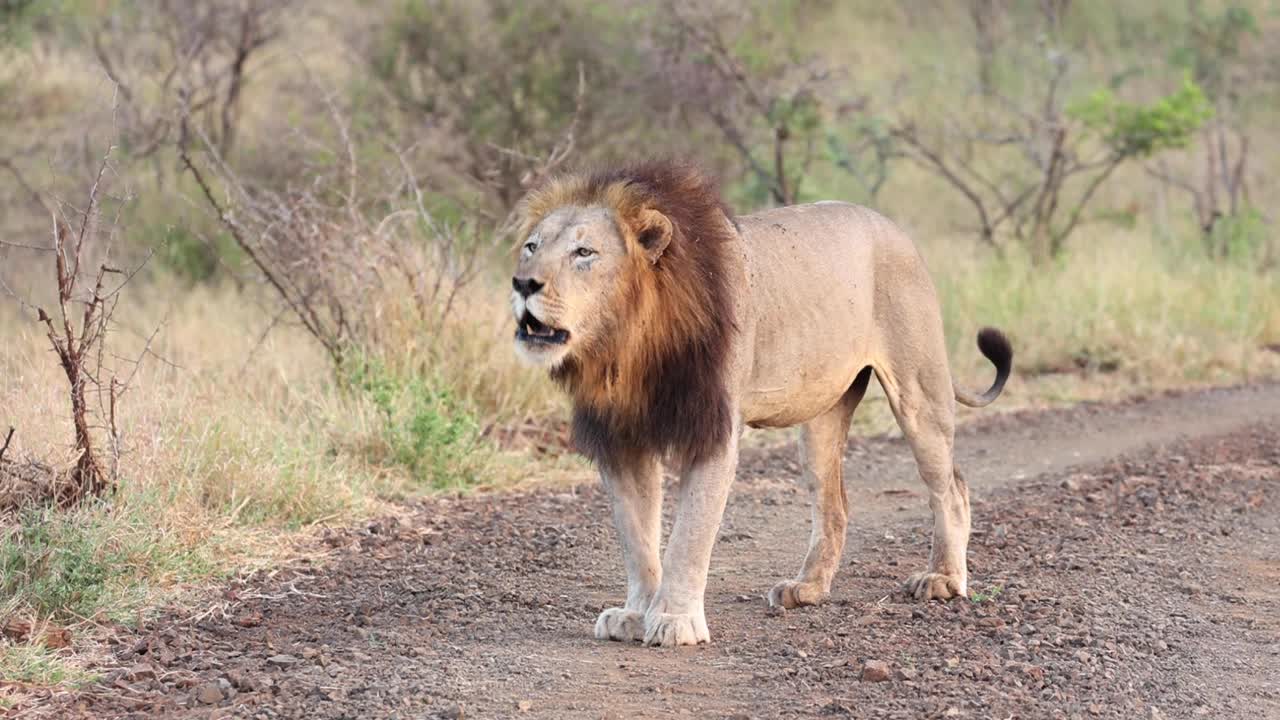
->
[[955, 327, 1013, 408]]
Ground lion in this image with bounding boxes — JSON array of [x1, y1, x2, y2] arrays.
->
[[510, 160, 1012, 647]]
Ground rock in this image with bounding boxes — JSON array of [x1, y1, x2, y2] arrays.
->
[[860, 660, 891, 682], [517, 700, 532, 712], [233, 613, 262, 628], [267, 654, 299, 667], [437, 704, 465, 720], [301, 647, 320, 659], [224, 669, 249, 690], [194, 682, 224, 705], [124, 663, 157, 681]]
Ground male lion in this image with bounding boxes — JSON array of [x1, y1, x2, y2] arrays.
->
[[511, 160, 1011, 647]]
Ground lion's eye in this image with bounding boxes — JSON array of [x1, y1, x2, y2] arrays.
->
[[573, 247, 596, 258], [523, 241, 537, 254]]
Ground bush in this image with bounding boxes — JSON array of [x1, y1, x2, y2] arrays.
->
[[344, 355, 490, 492], [147, 222, 242, 283], [1205, 207, 1270, 262]]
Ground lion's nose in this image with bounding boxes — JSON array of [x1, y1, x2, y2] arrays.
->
[[512, 276, 544, 298]]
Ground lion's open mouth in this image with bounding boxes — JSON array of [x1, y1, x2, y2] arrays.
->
[[516, 311, 569, 345]]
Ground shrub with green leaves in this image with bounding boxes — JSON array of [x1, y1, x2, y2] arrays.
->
[[344, 355, 489, 491], [1069, 75, 1213, 158]]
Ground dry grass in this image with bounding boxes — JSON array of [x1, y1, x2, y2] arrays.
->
[[0, 278, 587, 635]]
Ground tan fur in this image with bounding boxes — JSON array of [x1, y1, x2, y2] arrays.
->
[[512, 162, 1011, 647]]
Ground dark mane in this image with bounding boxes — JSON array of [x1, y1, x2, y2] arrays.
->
[[522, 159, 738, 470]]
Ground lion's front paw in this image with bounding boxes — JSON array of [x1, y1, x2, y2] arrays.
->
[[643, 611, 709, 647], [594, 607, 645, 642], [767, 579, 829, 609], [903, 571, 966, 601]]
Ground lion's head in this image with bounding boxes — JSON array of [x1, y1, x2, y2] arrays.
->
[[511, 160, 737, 469]]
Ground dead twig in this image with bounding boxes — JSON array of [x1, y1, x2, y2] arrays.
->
[[3, 93, 156, 508]]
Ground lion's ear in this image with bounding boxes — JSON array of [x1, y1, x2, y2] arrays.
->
[[634, 208, 673, 264]]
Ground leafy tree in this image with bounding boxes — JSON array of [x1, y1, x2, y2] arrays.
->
[[894, 7, 1213, 262], [1149, 3, 1268, 255]]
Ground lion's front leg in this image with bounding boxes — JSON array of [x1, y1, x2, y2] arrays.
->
[[643, 426, 740, 647], [595, 454, 664, 642]]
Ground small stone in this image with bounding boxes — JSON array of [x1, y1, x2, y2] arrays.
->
[[301, 647, 320, 659], [125, 663, 157, 681], [224, 670, 249, 690], [1075, 650, 1092, 663], [517, 700, 533, 712], [861, 660, 891, 682], [195, 682, 224, 705], [437, 704, 465, 720], [233, 613, 262, 628], [267, 654, 299, 667]]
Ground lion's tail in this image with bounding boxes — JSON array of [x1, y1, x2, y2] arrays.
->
[[953, 327, 1013, 408]]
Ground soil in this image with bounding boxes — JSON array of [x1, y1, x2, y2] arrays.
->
[[8, 383, 1280, 720]]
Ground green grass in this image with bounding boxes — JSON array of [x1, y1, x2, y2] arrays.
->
[[0, 643, 95, 688], [343, 354, 493, 493], [0, 499, 215, 623], [934, 229, 1280, 388], [969, 584, 1004, 604]]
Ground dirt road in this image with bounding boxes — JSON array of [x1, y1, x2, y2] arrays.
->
[[13, 383, 1280, 719]]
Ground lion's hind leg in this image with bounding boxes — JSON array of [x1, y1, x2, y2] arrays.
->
[[768, 367, 871, 609], [874, 362, 970, 601]]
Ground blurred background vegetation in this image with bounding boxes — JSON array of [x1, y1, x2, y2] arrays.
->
[[0, 0, 1278, 654]]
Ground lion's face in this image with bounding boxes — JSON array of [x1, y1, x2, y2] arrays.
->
[[511, 206, 629, 368]]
